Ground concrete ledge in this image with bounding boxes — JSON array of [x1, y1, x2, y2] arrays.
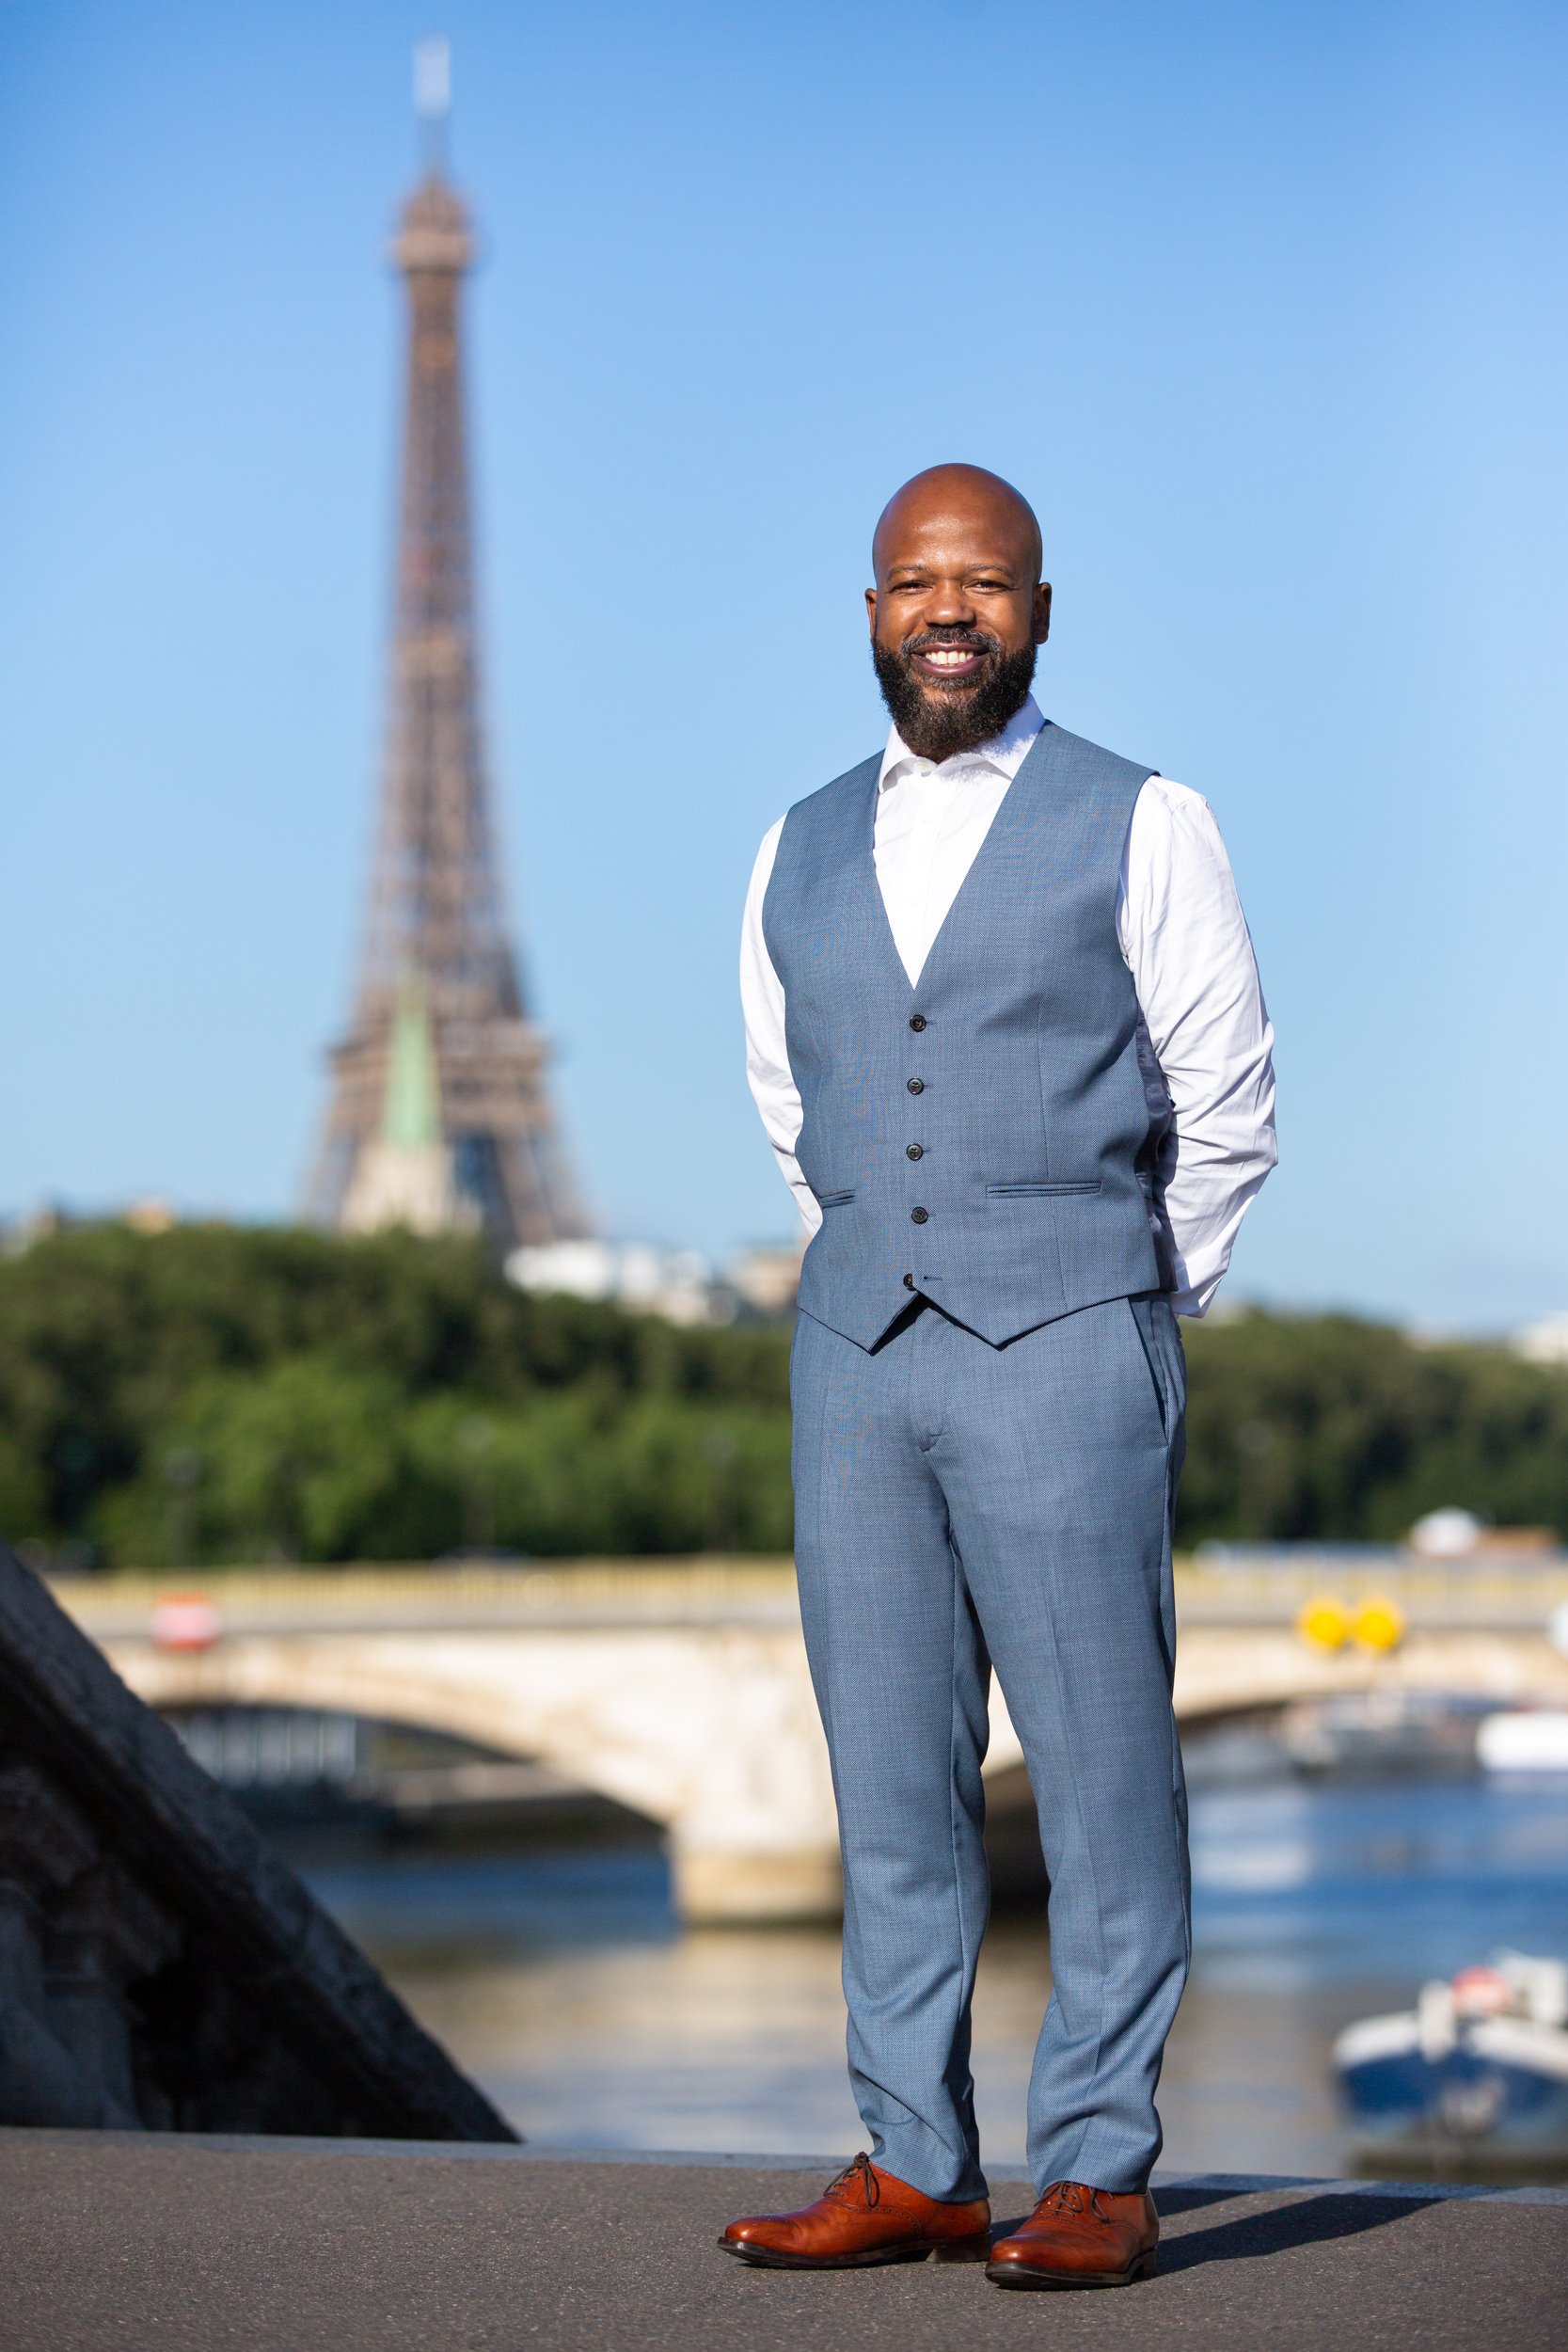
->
[[6, 2127, 1566, 2201], [4, 2129, 1563, 2350]]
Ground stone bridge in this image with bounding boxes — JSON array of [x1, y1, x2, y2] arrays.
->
[[59, 1558, 1568, 1923]]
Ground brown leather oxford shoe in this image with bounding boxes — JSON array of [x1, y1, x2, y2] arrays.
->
[[986, 2180, 1158, 2289], [720, 2152, 991, 2269]]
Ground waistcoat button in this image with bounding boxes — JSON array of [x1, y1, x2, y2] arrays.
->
[[906, 1144, 923, 1160], [908, 1014, 927, 1032], [906, 1077, 924, 1095], [903, 1273, 915, 1291], [911, 1206, 928, 1224]]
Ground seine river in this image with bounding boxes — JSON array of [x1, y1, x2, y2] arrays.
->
[[305, 1763, 1568, 2180]]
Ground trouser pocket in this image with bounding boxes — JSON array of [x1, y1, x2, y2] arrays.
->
[[1126, 1293, 1186, 1449]]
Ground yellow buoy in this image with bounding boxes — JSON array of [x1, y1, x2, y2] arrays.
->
[[1353, 1594, 1405, 1653], [1297, 1593, 1351, 1651]]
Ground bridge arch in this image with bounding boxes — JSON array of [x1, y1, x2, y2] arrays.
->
[[103, 1621, 847, 1922], [97, 1613, 1568, 1923]]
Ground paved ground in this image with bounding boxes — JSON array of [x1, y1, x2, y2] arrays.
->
[[3, 2131, 1563, 2352]]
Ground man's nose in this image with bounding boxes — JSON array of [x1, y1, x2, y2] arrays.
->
[[924, 579, 978, 627]]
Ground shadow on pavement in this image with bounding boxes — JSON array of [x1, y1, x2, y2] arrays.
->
[[1148, 2185, 1251, 2217], [1158, 2191, 1442, 2272]]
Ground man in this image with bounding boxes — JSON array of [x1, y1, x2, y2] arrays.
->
[[722, 465, 1275, 2289]]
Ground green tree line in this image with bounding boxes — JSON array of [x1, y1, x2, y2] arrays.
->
[[0, 1225, 1563, 1567]]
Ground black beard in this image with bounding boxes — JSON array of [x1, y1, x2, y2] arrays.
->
[[872, 631, 1037, 762]]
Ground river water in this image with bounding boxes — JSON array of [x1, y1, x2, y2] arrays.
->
[[304, 1762, 1568, 2181]]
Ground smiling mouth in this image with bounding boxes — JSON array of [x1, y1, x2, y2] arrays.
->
[[910, 639, 992, 685]]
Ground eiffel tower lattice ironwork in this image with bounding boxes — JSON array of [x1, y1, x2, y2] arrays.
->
[[307, 115, 587, 1250]]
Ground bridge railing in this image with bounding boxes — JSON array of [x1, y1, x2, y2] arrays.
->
[[1175, 1555, 1568, 1629], [51, 1559, 802, 1637], [47, 1551, 1568, 1638]]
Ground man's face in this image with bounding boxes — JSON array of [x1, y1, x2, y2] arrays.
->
[[866, 485, 1051, 762]]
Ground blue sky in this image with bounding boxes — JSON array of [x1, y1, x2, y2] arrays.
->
[[1, 0, 1563, 1329]]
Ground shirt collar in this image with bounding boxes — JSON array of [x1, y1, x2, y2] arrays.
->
[[878, 693, 1045, 792]]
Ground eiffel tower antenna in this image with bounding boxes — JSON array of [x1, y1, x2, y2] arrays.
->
[[413, 34, 450, 172], [305, 43, 589, 1248]]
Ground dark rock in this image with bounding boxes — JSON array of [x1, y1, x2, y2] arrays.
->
[[0, 1544, 516, 2140]]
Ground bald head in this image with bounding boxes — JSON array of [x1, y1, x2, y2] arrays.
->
[[866, 464, 1051, 762], [872, 464, 1043, 586]]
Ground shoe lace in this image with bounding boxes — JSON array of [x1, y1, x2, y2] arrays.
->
[[825, 2153, 880, 2209], [1039, 2180, 1110, 2223]]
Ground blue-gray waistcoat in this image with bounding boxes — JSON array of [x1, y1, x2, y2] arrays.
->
[[762, 719, 1173, 1351]]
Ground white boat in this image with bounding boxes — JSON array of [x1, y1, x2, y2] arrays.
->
[[1334, 1952, 1568, 2166], [1476, 1711, 1568, 1772]]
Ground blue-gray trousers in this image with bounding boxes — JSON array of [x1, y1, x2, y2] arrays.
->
[[791, 1293, 1190, 2201]]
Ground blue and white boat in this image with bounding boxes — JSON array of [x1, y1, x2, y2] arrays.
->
[[1334, 1952, 1568, 2168]]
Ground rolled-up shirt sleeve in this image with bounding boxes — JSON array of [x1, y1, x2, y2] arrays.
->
[[1119, 778, 1277, 1316], [741, 818, 822, 1237]]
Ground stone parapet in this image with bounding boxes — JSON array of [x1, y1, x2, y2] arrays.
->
[[0, 1544, 515, 2139]]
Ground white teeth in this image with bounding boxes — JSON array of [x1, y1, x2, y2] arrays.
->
[[925, 648, 974, 667]]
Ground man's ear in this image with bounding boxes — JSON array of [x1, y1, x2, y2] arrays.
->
[[1034, 582, 1053, 645], [865, 586, 879, 637]]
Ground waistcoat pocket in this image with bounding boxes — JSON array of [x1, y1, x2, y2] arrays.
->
[[815, 1188, 857, 1209], [986, 1180, 1102, 1199]]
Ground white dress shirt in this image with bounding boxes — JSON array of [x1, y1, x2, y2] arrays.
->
[[740, 694, 1276, 1317]]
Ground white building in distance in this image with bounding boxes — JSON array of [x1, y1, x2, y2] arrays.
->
[[506, 1236, 804, 1327], [1510, 1312, 1568, 1365]]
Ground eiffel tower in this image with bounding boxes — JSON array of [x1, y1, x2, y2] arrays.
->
[[307, 49, 587, 1249]]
